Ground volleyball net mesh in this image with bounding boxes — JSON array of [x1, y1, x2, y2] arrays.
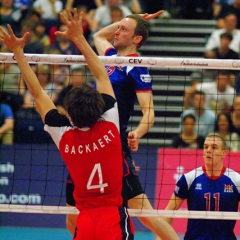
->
[[0, 53, 240, 223]]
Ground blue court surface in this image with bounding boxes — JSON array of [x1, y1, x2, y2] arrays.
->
[[0, 227, 156, 240], [1, 227, 240, 239], [0, 227, 176, 240]]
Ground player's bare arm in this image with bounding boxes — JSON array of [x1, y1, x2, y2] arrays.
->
[[55, 8, 114, 98], [128, 92, 154, 151], [93, 10, 164, 56], [0, 25, 56, 122], [162, 194, 184, 225]]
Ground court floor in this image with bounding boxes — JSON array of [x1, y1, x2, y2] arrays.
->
[[0, 227, 178, 240], [1, 227, 240, 239]]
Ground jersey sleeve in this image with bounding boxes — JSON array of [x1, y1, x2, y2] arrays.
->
[[174, 174, 188, 199], [101, 94, 119, 131], [44, 109, 71, 127], [105, 48, 117, 56], [128, 66, 152, 92], [1, 104, 14, 119]]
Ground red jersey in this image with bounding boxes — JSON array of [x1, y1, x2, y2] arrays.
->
[[44, 94, 124, 211]]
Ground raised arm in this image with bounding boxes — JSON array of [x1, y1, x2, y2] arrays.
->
[[93, 10, 164, 56], [128, 92, 154, 151], [55, 9, 114, 98], [0, 25, 56, 122], [93, 22, 118, 56]]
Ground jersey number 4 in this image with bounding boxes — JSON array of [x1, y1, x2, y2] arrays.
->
[[87, 163, 108, 193]]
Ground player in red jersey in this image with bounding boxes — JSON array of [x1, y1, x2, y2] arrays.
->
[[0, 9, 134, 240]]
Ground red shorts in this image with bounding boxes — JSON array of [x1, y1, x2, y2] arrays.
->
[[74, 206, 134, 240]]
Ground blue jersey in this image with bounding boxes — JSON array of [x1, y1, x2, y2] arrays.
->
[[175, 166, 240, 240], [0, 104, 14, 126], [105, 48, 152, 157]]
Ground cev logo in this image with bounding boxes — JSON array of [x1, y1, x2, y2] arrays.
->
[[129, 58, 142, 64]]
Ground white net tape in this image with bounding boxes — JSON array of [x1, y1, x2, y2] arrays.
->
[[0, 52, 240, 69], [1, 204, 240, 220]]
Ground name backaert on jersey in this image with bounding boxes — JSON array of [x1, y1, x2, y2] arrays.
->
[[64, 129, 116, 154]]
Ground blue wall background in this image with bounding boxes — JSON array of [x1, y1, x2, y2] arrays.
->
[[0, 144, 158, 231]]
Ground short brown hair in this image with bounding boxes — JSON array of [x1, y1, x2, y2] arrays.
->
[[64, 85, 105, 128], [205, 133, 226, 150], [126, 14, 149, 49]]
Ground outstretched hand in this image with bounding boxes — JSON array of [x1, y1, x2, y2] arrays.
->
[[55, 8, 84, 42], [0, 25, 29, 53], [140, 10, 164, 21]]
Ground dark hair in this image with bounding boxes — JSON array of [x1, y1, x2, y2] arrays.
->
[[182, 113, 196, 124], [223, 12, 237, 19], [213, 70, 231, 79], [214, 112, 234, 132], [220, 32, 233, 41], [193, 90, 205, 98], [126, 14, 149, 49], [110, 6, 123, 14], [63, 85, 105, 128]]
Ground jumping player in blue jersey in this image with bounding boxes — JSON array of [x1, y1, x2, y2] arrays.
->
[[92, 11, 179, 240], [163, 133, 240, 240], [64, 9, 179, 240]]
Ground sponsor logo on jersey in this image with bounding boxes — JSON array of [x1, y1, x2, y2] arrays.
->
[[224, 184, 233, 193], [140, 74, 151, 83], [195, 183, 202, 190]]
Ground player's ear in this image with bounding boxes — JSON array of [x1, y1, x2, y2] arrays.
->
[[133, 35, 142, 45], [222, 149, 226, 158]]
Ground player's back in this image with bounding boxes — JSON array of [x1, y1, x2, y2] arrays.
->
[[60, 119, 124, 210]]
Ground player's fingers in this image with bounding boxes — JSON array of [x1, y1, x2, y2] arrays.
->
[[0, 26, 5, 35], [66, 8, 74, 21], [128, 131, 133, 139], [54, 31, 65, 38], [0, 26, 8, 37], [79, 11, 84, 21], [73, 8, 79, 20], [152, 10, 164, 18], [22, 32, 30, 43], [59, 12, 68, 24], [144, 10, 164, 20], [7, 24, 14, 36]]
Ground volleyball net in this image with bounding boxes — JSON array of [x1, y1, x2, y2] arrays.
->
[[0, 53, 240, 224]]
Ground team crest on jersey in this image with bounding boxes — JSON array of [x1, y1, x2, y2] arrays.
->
[[224, 184, 233, 193], [140, 74, 152, 83], [106, 66, 115, 76], [195, 183, 202, 190]]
